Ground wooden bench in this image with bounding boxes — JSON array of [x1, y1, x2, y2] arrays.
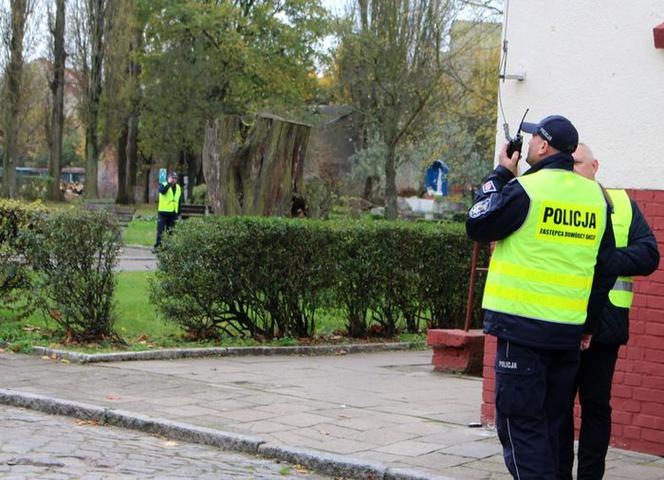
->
[[83, 200, 135, 227], [179, 204, 211, 220]]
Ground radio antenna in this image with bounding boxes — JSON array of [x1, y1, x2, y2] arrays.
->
[[498, 0, 511, 140]]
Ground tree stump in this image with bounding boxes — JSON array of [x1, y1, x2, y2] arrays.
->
[[203, 113, 311, 216]]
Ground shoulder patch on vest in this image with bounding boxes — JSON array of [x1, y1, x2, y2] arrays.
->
[[482, 180, 497, 194], [469, 198, 491, 218]]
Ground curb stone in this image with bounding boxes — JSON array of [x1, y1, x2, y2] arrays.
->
[[0, 389, 262, 454], [0, 388, 454, 480], [385, 468, 457, 480], [258, 442, 386, 479], [32, 342, 421, 364]]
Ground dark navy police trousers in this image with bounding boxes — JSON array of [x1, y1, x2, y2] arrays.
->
[[558, 342, 619, 480], [494, 337, 580, 480]]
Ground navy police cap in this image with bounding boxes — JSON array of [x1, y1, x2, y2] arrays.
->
[[521, 115, 579, 154]]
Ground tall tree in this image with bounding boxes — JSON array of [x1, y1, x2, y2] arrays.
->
[[139, 0, 328, 180], [48, 0, 66, 201], [102, 0, 140, 204], [2, 0, 32, 198], [336, 0, 495, 219], [70, 0, 111, 198], [123, 22, 142, 204]]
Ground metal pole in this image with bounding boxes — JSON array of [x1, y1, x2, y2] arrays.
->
[[463, 242, 481, 332]]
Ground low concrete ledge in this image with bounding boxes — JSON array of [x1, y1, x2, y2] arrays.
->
[[427, 329, 485, 375], [0, 388, 450, 480], [32, 341, 419, 364]]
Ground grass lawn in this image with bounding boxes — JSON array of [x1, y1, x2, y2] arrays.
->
[[0, 271, 424, 353], [123, 218, 156, 247]]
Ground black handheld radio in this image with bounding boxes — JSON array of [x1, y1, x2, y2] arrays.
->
[[505, 108, 529, 158]]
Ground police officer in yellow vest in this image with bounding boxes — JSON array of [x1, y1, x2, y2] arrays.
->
[[558, 144, 659, 480], [467, 116, 617, 480], [153, 171, 182, 252]]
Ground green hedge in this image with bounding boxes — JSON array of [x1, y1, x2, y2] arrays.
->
[[151, 217, 488, 340], [0, 200, 46, 317], [24, 208, 122, 342]]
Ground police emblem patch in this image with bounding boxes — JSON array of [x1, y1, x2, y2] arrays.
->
[[469, 198, 491, 218], [482, 180, 497, 194]]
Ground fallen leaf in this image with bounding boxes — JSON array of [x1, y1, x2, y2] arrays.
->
[[75, 419, 100, 426], [105, 394, 122, 401], [163, 440, 179, 447], [60, 359, 70, 364], [293, 464, 309, 474]]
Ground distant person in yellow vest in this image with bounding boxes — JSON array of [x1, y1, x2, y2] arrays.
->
[[558, 144, 659, 480], [153, 171, 182, 253], [466, 115, 617, 480]]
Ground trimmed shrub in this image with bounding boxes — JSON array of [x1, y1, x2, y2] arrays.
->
[[191, 184, 207, 205], [331, 221, 485, 337], [24, 208, 122, 342], [150, 217, 337, 339], [149, 218, 253, 339], [0, 200, 46, 318], [417, 223, 489, 330], [19, 177, 53, 201], [151, 216, 483, 340]]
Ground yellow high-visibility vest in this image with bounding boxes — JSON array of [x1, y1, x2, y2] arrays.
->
[[482, 169, 607, 325], [158, 183, 182, 214], [607, 189, 634, 308]]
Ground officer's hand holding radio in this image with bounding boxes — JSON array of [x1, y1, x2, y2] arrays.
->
[[499, 108, 529, 177], [499, 142, 520, 176]]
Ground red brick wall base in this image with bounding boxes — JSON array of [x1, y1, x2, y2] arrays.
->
[[480, 188, 664, 455], [428, 329, 485, 375]]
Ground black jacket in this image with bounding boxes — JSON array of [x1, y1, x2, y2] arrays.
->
[[466, 153, 617, 350], [594, 198, 659, 345]]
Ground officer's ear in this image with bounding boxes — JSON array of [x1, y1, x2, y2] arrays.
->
[[538, 139, 552, 157]]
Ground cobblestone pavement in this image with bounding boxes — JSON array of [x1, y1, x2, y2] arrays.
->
[[0, 405, 329, 480]]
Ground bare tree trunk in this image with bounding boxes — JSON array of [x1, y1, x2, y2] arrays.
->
[[203, 114, 310, 216], [124, 26, 141, 204], [202, 115, 244, 215], [84, 0, 108, 199], [141, 157, 152, 204], [186, 151, 197, 200], [48, 0, 66, 201], [125, 114, 138, 203], [384, 142, 398, 220], [2, 0, 30, 199], [115, 122, 128, 203]]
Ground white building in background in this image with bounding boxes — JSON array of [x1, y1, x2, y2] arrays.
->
[[481, 0, 664, 456], [496, 0, 664, 189]]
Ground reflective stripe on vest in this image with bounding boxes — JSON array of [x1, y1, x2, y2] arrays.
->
[[607, 189, 634, 308], [482, 169, 607, 325], [158, 183, 182, 213]]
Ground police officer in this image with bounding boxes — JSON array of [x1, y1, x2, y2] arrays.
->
[[557, 144, 659, 480], [466, 115, 617, 480], [153, 171, 182, 252]]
